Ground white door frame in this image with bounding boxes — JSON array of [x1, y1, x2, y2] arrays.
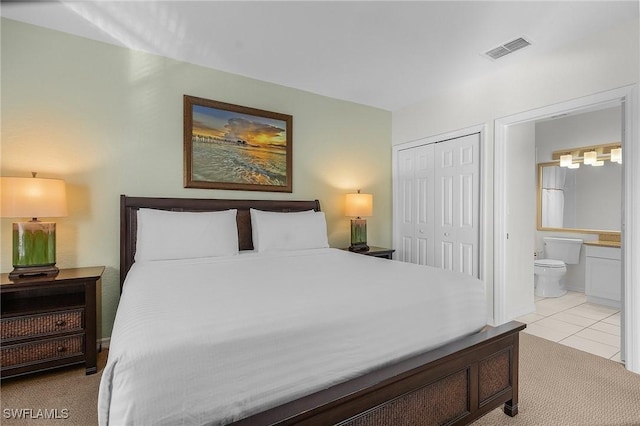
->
[[494, 85, 639, 374]]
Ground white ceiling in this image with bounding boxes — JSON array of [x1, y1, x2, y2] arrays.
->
[[1, 1, 637, 111]]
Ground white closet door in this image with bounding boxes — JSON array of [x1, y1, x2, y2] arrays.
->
[[434, 134, 480, 276], [395, 133, 480, 277], [397, 144, 434, 265]]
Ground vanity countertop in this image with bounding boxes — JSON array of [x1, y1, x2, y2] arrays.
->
[[583, 240, 621, 248]]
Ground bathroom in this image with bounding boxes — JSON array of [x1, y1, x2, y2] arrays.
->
[[521, 104, 623, 362]]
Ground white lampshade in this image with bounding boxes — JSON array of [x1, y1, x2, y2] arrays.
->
[[345, 192, 373, 217], [1, 176, 68, 218]]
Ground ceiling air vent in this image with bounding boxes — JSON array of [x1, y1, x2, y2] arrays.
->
[[485, 37, 531, 60]]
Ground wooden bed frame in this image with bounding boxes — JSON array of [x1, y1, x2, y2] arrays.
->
[[120, 195, 525, 426]]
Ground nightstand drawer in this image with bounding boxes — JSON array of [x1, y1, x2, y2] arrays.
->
[[1, 309, 84, 340], [1, 266, 103, 378], [1, 334, 85, 367]]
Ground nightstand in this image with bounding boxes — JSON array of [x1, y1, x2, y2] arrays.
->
[[1, 266, 104, 379], [342, 246, 395, 260]]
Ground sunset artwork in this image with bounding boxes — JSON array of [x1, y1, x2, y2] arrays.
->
[[184, 96, 292, 192]]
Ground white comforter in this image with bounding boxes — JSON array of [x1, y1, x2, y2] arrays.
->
[[98, 248, 486, 426]]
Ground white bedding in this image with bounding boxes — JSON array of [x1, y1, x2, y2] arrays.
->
[[98, 248, 486, 426]]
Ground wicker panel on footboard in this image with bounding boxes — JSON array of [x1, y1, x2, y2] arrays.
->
[[232, 321, 525, 426], [339, 369, 469, 426]]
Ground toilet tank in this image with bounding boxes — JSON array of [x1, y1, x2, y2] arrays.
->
[[543, 237, 583, 264]]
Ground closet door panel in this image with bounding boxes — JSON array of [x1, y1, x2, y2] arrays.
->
[[417, 237, 430, 266], [460, 242, 475, 276], [401, 236, 413, 263], [415, 145, 435, 266], [395, 133, 479, 276], [440, 241, 454, 271], [397, 144, 434, 265], [397, 149, 416, 263], [434, 134, 480, 276], [440, 175, 454, 227], [460, 173, 475, 228]]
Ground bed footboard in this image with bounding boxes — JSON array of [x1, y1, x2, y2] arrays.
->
[[233, 321, 525, 426]]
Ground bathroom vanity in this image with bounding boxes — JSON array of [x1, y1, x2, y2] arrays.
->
[[584, 242, 621, 308]]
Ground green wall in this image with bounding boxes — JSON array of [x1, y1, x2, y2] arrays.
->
[[1, 19, 392, 339]]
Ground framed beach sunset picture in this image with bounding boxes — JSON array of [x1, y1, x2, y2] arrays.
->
[[184, 95, 293, 192]]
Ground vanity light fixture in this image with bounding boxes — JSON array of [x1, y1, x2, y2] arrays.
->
[[560, 154, 580, 169], [611, 147, 622, 164], [554, 143, 621, 168], [583, 151, 598, 165], [560, 154, 573, 167]]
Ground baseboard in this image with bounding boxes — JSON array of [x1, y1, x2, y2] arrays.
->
[[586, 295, 620, 309], [98, 337, 111, 349], [508, 303, 537, 321]]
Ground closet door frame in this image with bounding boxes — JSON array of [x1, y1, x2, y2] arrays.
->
[[392, 124, 486, 282]]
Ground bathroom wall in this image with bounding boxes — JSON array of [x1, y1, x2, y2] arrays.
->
[[535, 106, 622, 160], [534, 106, 622, 292]]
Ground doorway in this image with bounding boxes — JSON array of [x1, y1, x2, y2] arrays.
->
[[494, 85, 639, 374]]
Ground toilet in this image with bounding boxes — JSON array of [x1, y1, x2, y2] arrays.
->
[[534, 237, 583, 298]]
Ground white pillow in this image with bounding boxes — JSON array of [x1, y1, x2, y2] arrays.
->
[[135, 208, 238, 262], [250, 208, 329, 252]]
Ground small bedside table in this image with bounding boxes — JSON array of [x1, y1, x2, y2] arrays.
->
[[1, 266, 104, 379], [341, 246, 395, 260]]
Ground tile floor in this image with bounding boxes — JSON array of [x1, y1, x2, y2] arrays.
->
[[516, 291, 621, 362]]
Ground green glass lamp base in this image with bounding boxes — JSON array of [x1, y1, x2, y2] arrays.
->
[[349, 218, 369, 252], [11, 220, 59, 279]]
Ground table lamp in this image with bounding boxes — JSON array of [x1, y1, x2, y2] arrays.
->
[[345, 190, 373, 252], [1, 174, 67, 278]]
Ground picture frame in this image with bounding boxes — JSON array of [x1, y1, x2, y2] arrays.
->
[[184, 95, 293, 192]]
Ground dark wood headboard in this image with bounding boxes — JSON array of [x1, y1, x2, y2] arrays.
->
[[120, 195, 321, 290]]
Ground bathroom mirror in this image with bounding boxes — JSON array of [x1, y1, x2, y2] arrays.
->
[[537, 159, 622, 233]]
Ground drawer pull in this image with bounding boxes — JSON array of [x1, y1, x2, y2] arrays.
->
[[55, 320, 66, 327], [57, 346, 66, 352]]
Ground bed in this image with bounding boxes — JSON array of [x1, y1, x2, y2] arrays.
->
[[99, 195, 525, 426]]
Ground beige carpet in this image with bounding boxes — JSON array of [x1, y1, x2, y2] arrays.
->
[[1, 334, 640, 425], [472, 333, 640, 426], [1, 350, 108, 425]]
